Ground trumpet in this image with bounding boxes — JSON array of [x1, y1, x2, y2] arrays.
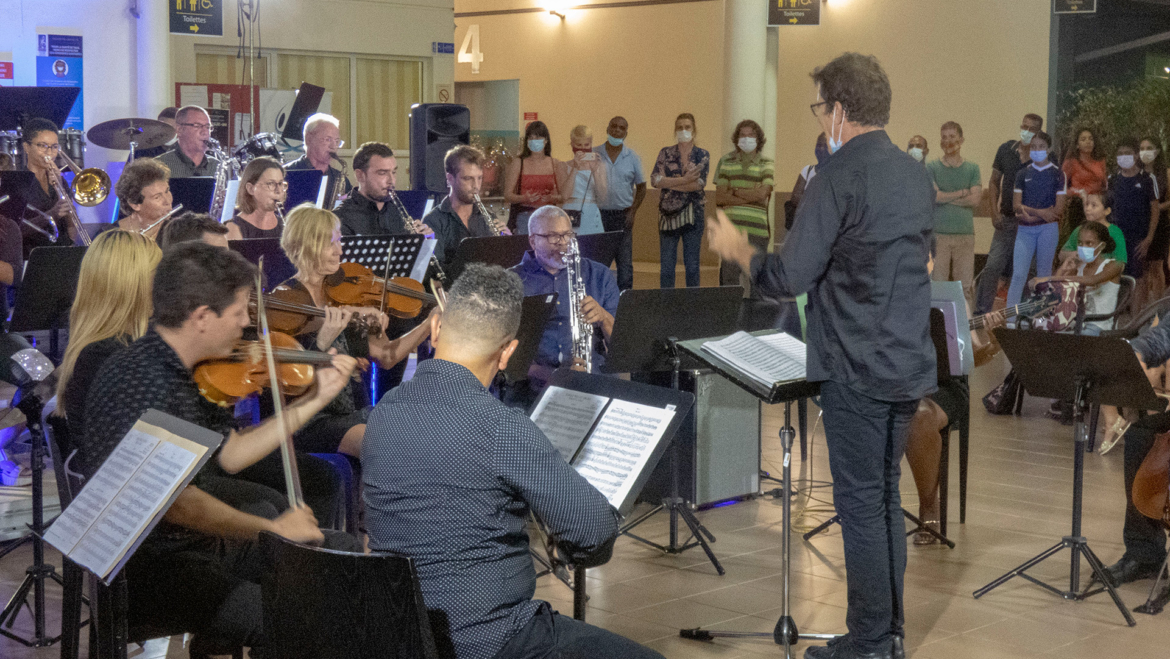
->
[[388, 188, 448, 285], [139, 204, 184, 239], [23, 205, 60, 243], [43, 154, 95, 246], [472, 193, 507, 236]]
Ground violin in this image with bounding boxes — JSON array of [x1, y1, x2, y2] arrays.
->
[[193, 331, 336, 407], [324, 262, 438, 319], [256, 286, 383, 338]]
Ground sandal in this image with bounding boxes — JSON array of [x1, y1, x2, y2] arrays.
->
[[913, 520, 940, 546], [1099, 419, 1130, 455]]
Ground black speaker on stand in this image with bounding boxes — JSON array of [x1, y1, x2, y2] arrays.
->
[[409, 103, 470, 194]]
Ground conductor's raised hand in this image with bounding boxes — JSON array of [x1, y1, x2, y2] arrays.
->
[[706, 209, 755, 271]]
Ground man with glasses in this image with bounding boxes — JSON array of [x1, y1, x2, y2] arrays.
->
[[508, 205, 618, 406], [286, 112, 351, 204], [157, 106, 221, 178], [17, 117, 77, 253]]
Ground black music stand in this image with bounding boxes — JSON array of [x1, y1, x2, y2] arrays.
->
[[0, 87, 79, 130], [280, 82, 326, 143], [455, 232, 626, 272], [972, 330, 1163, 626], [0, 171, 37, 219], [533, 368, 695, 621], [343, 234, 430, 281], [168, 177, 215, 215], [10, 246, 87, 360], [603, 286, 743, 575], [283, 169, 324, 209], [229, 238, 295, 291], [676, 330, 836, 658], [502, 294, 558, 385], [396, 190, 435, 220]]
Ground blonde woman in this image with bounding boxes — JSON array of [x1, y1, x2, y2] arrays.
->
[[560, 125, 607, 235], [279, 203, 435, 456], [56, 230, 161, 437]]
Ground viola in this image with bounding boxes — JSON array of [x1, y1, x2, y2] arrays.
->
[[256, 286, 382, 338], [324, 262, 437, 319], [193, 331, 336, 407]]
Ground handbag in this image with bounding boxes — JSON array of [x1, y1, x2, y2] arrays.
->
[[1026, 281, 1081, 332], [983, 370, 1021, 415]]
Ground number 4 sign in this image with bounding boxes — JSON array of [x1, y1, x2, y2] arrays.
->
[[458, 25, 483, 74]]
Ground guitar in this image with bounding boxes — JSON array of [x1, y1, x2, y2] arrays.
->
[[972, 292, 1062, 367]]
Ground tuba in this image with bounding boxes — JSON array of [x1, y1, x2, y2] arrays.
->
[[562, 236, 593, 373]]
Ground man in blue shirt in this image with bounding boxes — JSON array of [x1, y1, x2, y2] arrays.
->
[[595, 116, 646, 291], [512, 205, 620, 380], [362, 264, 660, 659]]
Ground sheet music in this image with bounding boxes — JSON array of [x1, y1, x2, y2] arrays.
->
[[573, 400, 675, 509], [44, 428, 159, 555], [701, 331, 806, 387], [530, 386, 610, 461], [757, 332, 808, 368]]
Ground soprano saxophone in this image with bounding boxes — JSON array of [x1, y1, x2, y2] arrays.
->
[[562, 236, 593, 373], [206, 138, 238, 222]]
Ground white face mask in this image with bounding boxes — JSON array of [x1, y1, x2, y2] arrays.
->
[[908, 147, 924, 162], [1140, 149, 1158, 164], [1117, 155, 1136, 170], [1020, 129, 1036, 144], [828, 105, 843, 154], [737, 137, 757, 153], [676, 130, 693, 144]]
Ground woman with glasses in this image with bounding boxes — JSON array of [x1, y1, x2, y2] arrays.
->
[[112, 158, 173, 239], [17, 117, 77, 254], [226, 156, 287, 240]]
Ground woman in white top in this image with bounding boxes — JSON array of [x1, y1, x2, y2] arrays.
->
[[559, 125, 607, 235]]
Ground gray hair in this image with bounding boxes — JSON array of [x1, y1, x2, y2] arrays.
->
[[527, 205, 570, 233], [175, 105, 210, 124], [445, 264, 524, 350], [302, 113, 340, 142]]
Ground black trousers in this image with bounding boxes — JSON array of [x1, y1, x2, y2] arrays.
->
[[493, 602, 664, 659], [819, 381, 917, 654], [599, 208, 635, 291], [1122, 415, 1169, 566], [234, 449, 345, 529]]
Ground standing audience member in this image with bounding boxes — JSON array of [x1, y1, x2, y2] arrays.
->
[[975, 113, 1044, 314], [595, 116, 646, 291], [927, 121, 982, 304], [906, 135, 929, 164], [561, 125, 607, 235], [653, 113, 709, 288], [504, 121, 562, 234], [785, 133, 829, 232], [1062, 128, 1108, 196], [1140, 138, 1169, 301], [715, 119, 775, 294], [1110, 139, 1161, 312], [1005, 131, 1068, 312]]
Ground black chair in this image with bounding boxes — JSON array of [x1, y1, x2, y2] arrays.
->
[[929, 309, 969, 537], [260, 532, 440, 659]]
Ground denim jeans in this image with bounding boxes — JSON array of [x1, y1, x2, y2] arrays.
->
[[819, 381, 917, 654], [659, 216, 704, 288], [600, 208, 635, 290], [494, 602, 665, 659], [974, 219, 1018, 314], [1006, 222, 1059, 309]]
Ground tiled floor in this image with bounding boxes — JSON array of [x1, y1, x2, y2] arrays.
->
[[4, 271, 1168, 657]]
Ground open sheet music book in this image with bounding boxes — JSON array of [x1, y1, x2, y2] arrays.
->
[[531, 386, 676, 512], [699, 331, 807, 388], [44, 410, 221, 582]]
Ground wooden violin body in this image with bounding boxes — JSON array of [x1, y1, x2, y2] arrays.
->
[[324, 262, 435, 319], [194, 331, 332, 407], [254, 285, 382, 338], [1133, 432, 1170, 525]]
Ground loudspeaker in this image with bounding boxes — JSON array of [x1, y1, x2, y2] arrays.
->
[[409, 103, 470, 193]]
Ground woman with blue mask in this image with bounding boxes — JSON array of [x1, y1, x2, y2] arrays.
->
[[504, 120, 564, 233], [1005, 131, 1068, 316], [651, 112, 709, 288]]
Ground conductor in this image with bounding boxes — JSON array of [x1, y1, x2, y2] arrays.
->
[[708, 53, 936, 659]]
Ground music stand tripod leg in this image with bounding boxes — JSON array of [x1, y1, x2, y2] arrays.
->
[[1134, 553, 1170, 615]]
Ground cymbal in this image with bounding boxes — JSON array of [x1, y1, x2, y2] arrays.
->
[[86, 118, 176, 151]]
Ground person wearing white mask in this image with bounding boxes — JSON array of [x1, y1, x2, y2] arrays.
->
[[1109, 138, 1161, 312], [595, 116, 646, 290], [652, 113, 709, 288], [504, 120, 564, 234], [906, 135, 929, 164], [715, 119, 775, 293], [975, 113, 1045, 315], [1140, 137, 1170, 302]]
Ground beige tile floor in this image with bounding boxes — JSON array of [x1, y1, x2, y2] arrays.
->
[[3, 279, 1167, 657]]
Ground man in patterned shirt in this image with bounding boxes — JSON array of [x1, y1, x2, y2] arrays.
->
[[81, 242, 361, 655], [362, 264, 663, 659]]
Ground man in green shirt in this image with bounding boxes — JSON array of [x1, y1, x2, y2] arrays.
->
[[926, 121, 982, 305], [715, 119, 775, 295]]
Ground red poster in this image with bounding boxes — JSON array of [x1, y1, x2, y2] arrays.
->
[[523, 112, 538, 121], [0, 62, 12, 80]]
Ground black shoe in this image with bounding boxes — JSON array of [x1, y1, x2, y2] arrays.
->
[[1103, 556, 1163, 587], [891, 635, 905, 659], [805, 638, 893, 659]]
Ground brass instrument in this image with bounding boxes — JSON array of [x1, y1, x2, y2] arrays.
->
[[322, 154, 349, 210], [274, 200, 286, 224], [23, 205, 60, 242], [56, 151, 110, 208], [472, 193, 506, 236], [42, 154, 94, 246], [206, 138, 238, 222], [388, 189, 448, 285], [562, 236, 593, 373], [139, 204, 184, 239]]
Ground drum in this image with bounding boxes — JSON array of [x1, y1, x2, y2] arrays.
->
[[0, 130, 22, 170], [232, 132, 281, 165], [59, 129, 85, 168]]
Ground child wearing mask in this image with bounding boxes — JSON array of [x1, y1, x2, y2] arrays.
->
[[1006, 131, 1068, 314], [1110, 139, 1160, 311], [1059, 192, 1126, 267]]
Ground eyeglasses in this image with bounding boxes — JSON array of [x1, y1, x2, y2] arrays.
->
[[260, 181, 289, 192], [179, 122, 212, 132], [809, 101, 828, 117], [317, 137, 345, 148], [32, 143, 60, 152], [533, 231, 576, 244]]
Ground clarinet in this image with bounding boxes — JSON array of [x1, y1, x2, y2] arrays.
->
[[273, 200, 286, 225], [206, 138, 238, 222], [562, 236, 593, 373], [388, 189, 448, 285], [472, 193, 506, 236]]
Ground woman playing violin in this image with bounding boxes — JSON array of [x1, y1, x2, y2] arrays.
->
[[279, 203, 437, 456]]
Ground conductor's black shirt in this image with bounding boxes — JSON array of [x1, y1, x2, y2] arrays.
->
[[750, 130, 937, 402]]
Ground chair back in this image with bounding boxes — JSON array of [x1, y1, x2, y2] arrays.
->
[[929, 308, 951, 386], [260, 532, 439, 659], [1104, 293, 1170, 339], [1076, 274, 1136, 334], [44, 414, 80, 506]]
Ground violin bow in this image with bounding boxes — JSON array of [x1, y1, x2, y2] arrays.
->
[[255, 256, 305, 507]]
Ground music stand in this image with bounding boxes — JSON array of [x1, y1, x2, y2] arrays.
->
[[603, 286, 743, 575], [972, 330, 1163, 626], [284, 169, 324, 209], [229, 238, 295, 290], [455, 232, 626, 272], [0, 171, 36, 219], [342, 234, 431, 282], [396, 190, 434, 220], [280, 82, 326, 143], [10, 246, 87, 360], [502, 294, 558, 385], [168, 177, 215, 215], [0, 87, 80, 130]]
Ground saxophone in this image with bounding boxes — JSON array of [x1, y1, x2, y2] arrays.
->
[[206, 138, 238, 222], [472, 193, 506, 236], [562, 236, 593, 373]]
